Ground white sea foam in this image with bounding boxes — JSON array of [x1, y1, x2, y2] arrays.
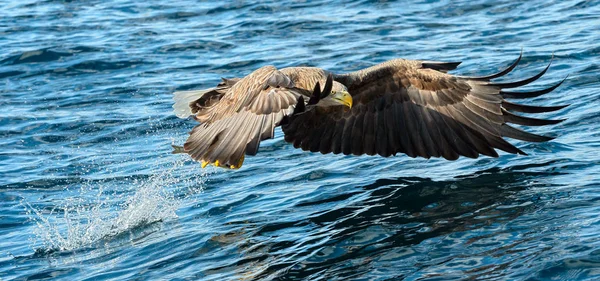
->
[[26, 158, 207, 253]]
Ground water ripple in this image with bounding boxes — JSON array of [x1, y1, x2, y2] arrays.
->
[[1, 0, 599, 280]]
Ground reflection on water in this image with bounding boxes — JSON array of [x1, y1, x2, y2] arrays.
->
[[198, 164, 568, 280]]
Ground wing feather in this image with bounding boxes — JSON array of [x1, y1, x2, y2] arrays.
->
[[375, 108, 389, 157], [383, 104, 399, 155], [396, 103, 415, 157], [363, 108, 376, 155], [351, 107, 365, 155], [341, 114, 355, 155], [331, 118, 346, 154], [404, 102, 426, 157]]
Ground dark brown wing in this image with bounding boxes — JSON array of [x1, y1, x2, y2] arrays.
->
[[282, 54, 568, 160], [183, 66, 304, 168]]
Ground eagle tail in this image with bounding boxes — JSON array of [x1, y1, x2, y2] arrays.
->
[[172, 88, 216, 119]]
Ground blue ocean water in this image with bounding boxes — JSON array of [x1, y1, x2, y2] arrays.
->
[[1, 0, 599, 280]]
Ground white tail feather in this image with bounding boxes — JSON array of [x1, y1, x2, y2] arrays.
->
[[172, 89, 214, 119]]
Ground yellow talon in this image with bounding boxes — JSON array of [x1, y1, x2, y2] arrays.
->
[[201, 156, 244, 170], [227, 155, 245, 170], [237, 155, 245, 169]]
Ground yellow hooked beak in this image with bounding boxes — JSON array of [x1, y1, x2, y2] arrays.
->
[[332, 91, 353, 108]]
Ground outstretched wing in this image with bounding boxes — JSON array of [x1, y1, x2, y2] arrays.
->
[[282, 53, 568, 160], [183, 65, 304, 168]]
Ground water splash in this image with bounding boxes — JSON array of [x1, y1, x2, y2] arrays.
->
[[26, 157, 206, 254]]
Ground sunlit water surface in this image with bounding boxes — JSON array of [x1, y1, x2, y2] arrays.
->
[[1, 1, 600, 280]]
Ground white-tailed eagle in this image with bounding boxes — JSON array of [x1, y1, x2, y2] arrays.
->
[[173, 52, 567, 169]]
